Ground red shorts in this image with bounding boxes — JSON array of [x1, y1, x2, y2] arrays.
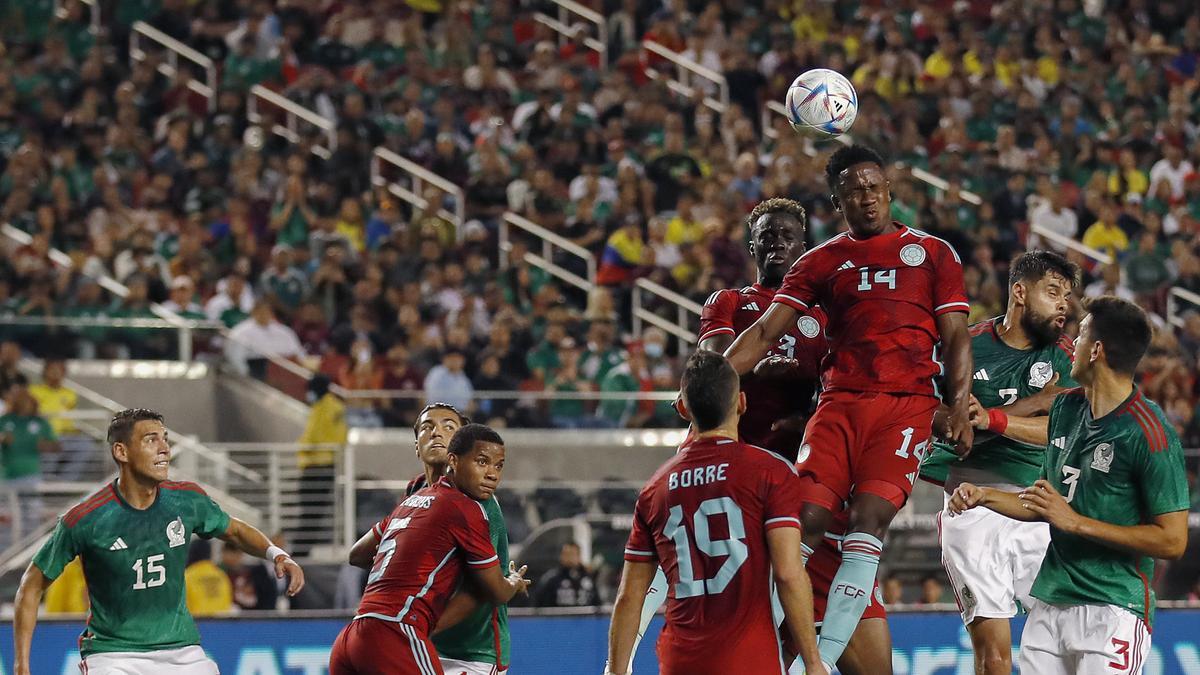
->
[[330, 618, 444, 675], [796, 390, 938, 510]]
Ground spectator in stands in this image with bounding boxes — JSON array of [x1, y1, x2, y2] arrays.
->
[[220, 542, 278, 611], [43, 557, 88, 614], [547, 337, 592, 429], [0, 387, 59, 547], [1028, 182, 1079, 252], [533, 542, 599, 608], [295, 374, 346, 556], [597, 341, 650, 428], [423, 348, 473, 413], [185, 539, 234, 616], [29, 358, 91, 481], [882, 575, 904, 605], [205, 273, 255, 328], [920, 575, 949, 606], [225, 301, 306, 378], [259, 244, 310, 319], [1081, 203, 1130, 257]]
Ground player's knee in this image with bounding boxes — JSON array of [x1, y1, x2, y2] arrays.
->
[[975, 647, 1012, 675], [800, 503, 832, 547]]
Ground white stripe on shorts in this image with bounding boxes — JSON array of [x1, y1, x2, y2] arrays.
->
[[401, 624, 437, 675]]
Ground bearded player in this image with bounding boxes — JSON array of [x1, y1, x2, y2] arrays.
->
[[919, 250, 1079, 675], [726, 145, 974, 671], [12, 409, 304, 675]]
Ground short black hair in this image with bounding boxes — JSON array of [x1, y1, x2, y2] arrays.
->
[[1008, 250, 1080, 288], [1082, 296, 1151, 375], [414, 402, 471, 436], [107, 408, 165, 447], [447, 423, 504, 456], [680, 350, 739, 432], [825, 145, 886, 193], [746, 197, 807, 234]]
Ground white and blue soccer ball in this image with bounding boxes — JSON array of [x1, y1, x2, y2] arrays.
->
[[785, 68, 859, 139]]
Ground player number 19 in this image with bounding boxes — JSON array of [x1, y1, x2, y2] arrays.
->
[[663, 498, 748, 599], [132, 554, 166, 590]]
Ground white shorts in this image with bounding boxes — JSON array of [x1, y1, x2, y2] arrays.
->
[[939, 492, 1050, 624], [438, 658, 507, 675], [81, 645, 218, 675], [1019, 599, 1152, 674]]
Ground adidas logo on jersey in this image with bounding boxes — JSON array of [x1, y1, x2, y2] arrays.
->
[[837, 260, 856, 271], [1052, 437, 1067, 449], [973, 369, 990, 381], [109, 537, 128, 551], [741, 302, 761, 311]]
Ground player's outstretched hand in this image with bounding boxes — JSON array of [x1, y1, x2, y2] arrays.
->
[[275, 555, 305, 596], [1019, 480, 1078, 530], [945, 406, 975, 456], [1024, 373, 1067, 414], [968, 395, 988, 430], [507, 560, 531, 596], [947, 482, 985, 515]]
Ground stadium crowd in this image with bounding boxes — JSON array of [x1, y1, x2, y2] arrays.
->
[[0, 0, 1198, 441]]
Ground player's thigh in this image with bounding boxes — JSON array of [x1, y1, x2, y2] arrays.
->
[[82, 647, 218, 675], [1008, 518, 1050, 611], [438, 658, 499, 675], [1017, 600, 1070, 675], [939, 505, 1019, 624], [334, 619, 444, 675], [838, 617, 893, 675], [795, 395, 857, 510], [1072, 605, 1152, 675], [852, 395, 937, 509]]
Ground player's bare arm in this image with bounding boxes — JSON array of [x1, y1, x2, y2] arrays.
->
[[606, 559, 657, 675], [724, 303, 797, 375], [936, 311, 974, 454], [347, 528, 380, 569], [12, 562, 53, 675], [433, 587, 480, 635], [767, 527, 828, 675], [466, 559, 529, 604], [947, 483, 1039, 522], [698, 332, 734, 354], [966, 401, 1050, 447], [219, 517, 305, 596], [1019, 480, 1188, 559]]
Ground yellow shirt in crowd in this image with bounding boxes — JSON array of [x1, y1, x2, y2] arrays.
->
[[44, 557, 88, 614], [1081, 221, 1130, 255], [185, 560, 233, 616], [29, 383, 77, 436], [297, 393, 347, 469]]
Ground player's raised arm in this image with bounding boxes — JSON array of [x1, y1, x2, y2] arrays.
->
[[936, 311, 974, 452], [348, 526, 381, 569], [219, 517, 305, 596], [12, 562, 53, 675], [947, 483, 1040, 522], [606, 559, 657, 675], [725, 303, 797, 375]]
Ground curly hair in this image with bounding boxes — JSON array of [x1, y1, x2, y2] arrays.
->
[[745, 197, 807, 233]]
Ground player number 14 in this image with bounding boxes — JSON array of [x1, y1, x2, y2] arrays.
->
[[132, 554, 166, 590], [858, 267, 897, 291]]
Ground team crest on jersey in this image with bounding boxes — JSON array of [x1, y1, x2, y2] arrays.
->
[[797, 315, 821, 338], [1090, 443, 1114, 473], [1029, 361, 1054, 388], [166, 516, 186, 548], [797, 443, 812, 464], [899, 243, 926, 266]]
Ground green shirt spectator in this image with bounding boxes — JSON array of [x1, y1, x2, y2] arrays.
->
[[0, 396, 57, 479]]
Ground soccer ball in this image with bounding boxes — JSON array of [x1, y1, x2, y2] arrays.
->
[[785, 68, 859, 139]]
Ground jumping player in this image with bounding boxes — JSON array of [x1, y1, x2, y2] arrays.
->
[[331, 424, 530, 675], [725, 145, 974, 671], [695, 197, 891, 675], [950, 297, 1189, 674], [919, 250, 1079, 675], [349, 403, 515, 675], [12, 409, 304, 675], [606, 351, 826, 675]]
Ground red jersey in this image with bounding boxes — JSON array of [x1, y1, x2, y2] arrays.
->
[[357, 478, 499, 635], [624, 437, 804, 675], [773, 225, 968, 397], [698, 283, 828, 456]]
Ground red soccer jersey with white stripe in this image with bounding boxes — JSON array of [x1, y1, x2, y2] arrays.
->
[[624, 437, 805, 674], [357, 478, 499, 635], [698, 284, 828, 455], [773, 225, 968, 397]]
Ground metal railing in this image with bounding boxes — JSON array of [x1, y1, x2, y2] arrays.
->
[[640, 41, 728, 114], [130, 21, 218, 112], [631, 278, 702, 350], [499, 212, 596, 292], [542, 0, 608, 68], [370, 147, 466, 237], [247, 85, 337, 160], [1167, 286, 1200, 329], [1028, 223, 1114, 265]]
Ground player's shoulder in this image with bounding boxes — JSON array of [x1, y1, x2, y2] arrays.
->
[[63, 483, 119, 529], [703, 287, 741, 307], [738, 442, 799, 476], [903, 227, 962, 261], [404, 473, 427, 496], [798, 232, 851, 261], [1050, 387, 1087, 415], [968, 317, 998, 339], [1052, 335, 1076, 362], [1116, 391, 1175, 454], [161, 480, 210, 497]]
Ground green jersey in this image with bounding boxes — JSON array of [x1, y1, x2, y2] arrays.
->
[[921, 317, 1077, 486], [407, 476, 511, 666], [33, 480, 232, 656], [1033, 388, 1189, 626], [0, 413, 55, 478]]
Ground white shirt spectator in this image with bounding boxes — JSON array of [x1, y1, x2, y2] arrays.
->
[[225, 314, 305, 375], [1028, 201, 1079, 252], [423, 365, 474, 411], [1148, 157, 1195, 201], [205, 281, 256, 321]]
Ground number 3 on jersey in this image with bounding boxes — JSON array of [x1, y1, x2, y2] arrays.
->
[[663, 497, 748, 598]]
